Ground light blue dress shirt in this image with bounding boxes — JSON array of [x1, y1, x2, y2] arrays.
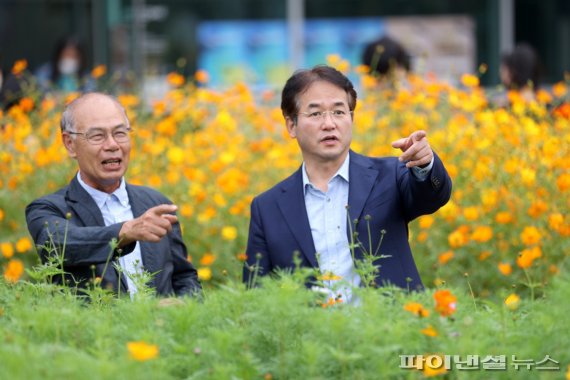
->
[[76, 173, 143, 297], [302, 154, 434, 304]]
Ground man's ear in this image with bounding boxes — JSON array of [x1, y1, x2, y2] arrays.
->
[[285, 117, 297, 138], [62, 133, 77, 158]]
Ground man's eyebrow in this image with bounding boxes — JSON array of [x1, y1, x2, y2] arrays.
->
[[305, 101, 347, 109], [85, 124, 127, 131]]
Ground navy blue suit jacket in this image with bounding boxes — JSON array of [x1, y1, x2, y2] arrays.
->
[[244, 150, 452, 290], [26, 176, 201, 297]]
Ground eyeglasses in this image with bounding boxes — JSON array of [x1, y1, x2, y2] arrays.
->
[[67, 127, 132, 145], [298, 110, 353, 122]]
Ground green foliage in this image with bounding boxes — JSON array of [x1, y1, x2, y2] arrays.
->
[[0, 270, 568, 379]]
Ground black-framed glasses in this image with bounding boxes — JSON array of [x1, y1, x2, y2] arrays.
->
[[67, 127, 132, 145]]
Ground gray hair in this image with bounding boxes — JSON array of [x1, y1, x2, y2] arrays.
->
[[60, 92, 130, 133]]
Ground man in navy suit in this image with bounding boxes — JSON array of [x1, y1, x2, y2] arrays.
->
[[243, 66, 451, 300], [26, 93, 201, 297]]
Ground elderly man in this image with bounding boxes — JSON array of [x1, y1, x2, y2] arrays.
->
[[26, 92, 201, 297], [244, 65, 452, 301]]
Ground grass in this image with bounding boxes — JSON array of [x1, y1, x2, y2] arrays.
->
[[0, 269, 568, 379]]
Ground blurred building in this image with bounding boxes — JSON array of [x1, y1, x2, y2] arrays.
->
[[0, 0, 568, 91]]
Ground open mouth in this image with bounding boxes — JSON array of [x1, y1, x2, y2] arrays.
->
[[102, 158, 122, 169]]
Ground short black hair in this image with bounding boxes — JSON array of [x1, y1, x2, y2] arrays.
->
[[281, 65, 357, 121]]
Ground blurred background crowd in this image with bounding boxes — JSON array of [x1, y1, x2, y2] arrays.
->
[[0, 0, 569, 106]]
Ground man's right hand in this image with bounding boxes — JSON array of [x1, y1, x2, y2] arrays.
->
[[118, 204, 178, 245]]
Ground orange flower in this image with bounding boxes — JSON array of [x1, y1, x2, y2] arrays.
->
[[419, 215, 435, 229], [470, 226, 493, 243], [527, 200, 548, 218], [495, 211, 513, 224], [236, 253, 248, 262], [11, 59, 27, 75], [447, 229, 467, 248], [498, 262, 512, 276], [127, 341, 159, 361], [167, 72, 185, 87], [463, 206, 479, 221], [0, 208, 4, 221], [1, 242, 14, 259], [199, 253, 216, 266], [15, 237, 33, 253], [438, 251, 454, 265], [516, 246, 542, 269], [434, 289, 457, 317], [478, 251, 492, 261], [19, 97, 34, 113], [557, 173, 570, 192], [194, 69, 210, 84], [421, 325, 438, 337], [3, 259, 24, 283], [91, 64, 107, 79], [404, 302, 430, 317], [520, 226, 541, 246]]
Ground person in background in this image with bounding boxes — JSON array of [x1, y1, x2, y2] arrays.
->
[[26, 92, 202, 298], [361, 35, 411, 87], [499, 42, 541, 103], [243, 65, 452, 302], [35, 36, 94, 93]]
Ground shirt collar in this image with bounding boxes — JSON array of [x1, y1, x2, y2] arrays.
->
[[302, 153, 350, 194], [76, 172, 129, 208]]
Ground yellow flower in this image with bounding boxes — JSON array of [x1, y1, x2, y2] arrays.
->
[[566, 364, 570, 380], [548, 213, 564, 231], [91, 64, 107, 79], [0, 208, 4, 221], [221, 226, 237, 241], [423, 354, 448, 377], [319, 272, 342, 281], [498, 262, 512, 276], [167, 146, 185, 165], [127, 341, 159, 361], [15, 237, 33, 253], [520, 226, 541, 246], [1, 242, 14, 259], [419, 215, 434, 229], [504, 293, 520, 310], [462, 206, 479, 221], [4, 259, 24, 283], [197, 267, 212, 281], [421, 325, 438, 337], [403, 302, 430, 317], [461, 73, 479, 88]]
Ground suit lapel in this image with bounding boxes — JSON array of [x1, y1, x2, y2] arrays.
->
[[277, 169, 319, 268], [65, 176, 105, 226], [66, 175, 129, 292], [347, 151, 379, 247]]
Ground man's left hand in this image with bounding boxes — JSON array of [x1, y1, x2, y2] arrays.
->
[[391, 130, 433, 168]]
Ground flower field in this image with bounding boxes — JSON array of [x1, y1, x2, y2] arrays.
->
[[1, 59, 569, 378]]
